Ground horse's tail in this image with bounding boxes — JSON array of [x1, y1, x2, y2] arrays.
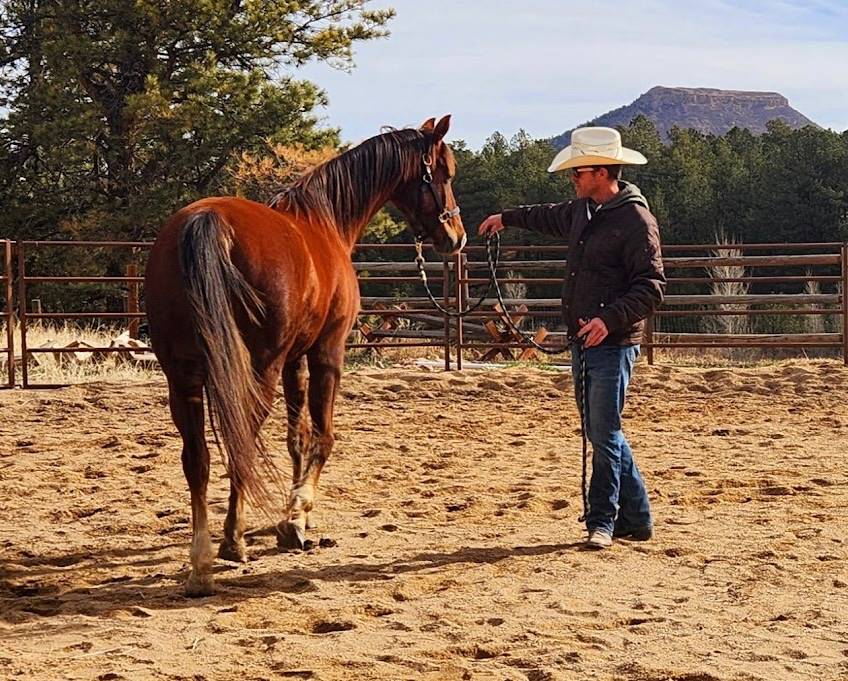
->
[[178, 209, 279, 510]]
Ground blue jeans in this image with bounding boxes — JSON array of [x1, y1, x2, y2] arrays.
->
[[572, 343, 652, 535]]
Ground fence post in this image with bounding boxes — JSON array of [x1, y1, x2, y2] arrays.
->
[[842, 242, 848, 366], [455, 252, 465, 371], [126, 263, 140, 338], [17, 242, 28, 388], [442, 258, 451, 371], [4, 241, 13, 387]]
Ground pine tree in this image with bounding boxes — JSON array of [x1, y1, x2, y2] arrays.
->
[[0, 0, 393, 241]]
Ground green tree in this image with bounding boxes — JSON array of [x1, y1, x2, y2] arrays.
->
[[0, 0, 394, 242], [453, 130, 570, 245], [661, 127, 720, 243], [618, 115, 670, 228], [755, 122, 847, 244]]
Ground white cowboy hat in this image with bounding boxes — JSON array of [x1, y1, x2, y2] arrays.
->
[[547, 126, 647, 172]]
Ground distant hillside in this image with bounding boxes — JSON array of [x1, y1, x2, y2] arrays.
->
[[550, 86, 818, 148]]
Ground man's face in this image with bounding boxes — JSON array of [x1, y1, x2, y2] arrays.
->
[[570, 167, 604, 199]]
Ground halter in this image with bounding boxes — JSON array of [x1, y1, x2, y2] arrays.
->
[[421, 152, 461, 224]]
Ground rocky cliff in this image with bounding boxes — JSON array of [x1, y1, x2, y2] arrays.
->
[[550, 86, 817, 147]]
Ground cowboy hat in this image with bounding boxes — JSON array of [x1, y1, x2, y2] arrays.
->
[[547, 126, 647, 172]]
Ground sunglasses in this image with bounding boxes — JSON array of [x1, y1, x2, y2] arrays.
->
[[570, 167, 598, 178]]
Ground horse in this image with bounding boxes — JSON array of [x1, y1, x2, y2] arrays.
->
[[144, 115, 465, 596]]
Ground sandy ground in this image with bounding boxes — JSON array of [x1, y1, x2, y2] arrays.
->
[[1, 359, 847, 681]]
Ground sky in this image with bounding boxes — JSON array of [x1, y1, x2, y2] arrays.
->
[[299, 0, 848, 149]]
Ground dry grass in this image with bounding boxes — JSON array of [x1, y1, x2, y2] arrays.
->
[[701, 232, 756, 362], [706, 233, 751, 336], [2, 322, 451, 382], [805, 269, 826, 334], [0, 321, 159, 385], [650, 346, 842, 367]]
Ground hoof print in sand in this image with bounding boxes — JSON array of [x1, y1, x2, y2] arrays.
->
[[311, 620, 356, 634]]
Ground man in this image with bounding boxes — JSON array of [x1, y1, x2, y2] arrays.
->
[[478, 126, 666, 550]]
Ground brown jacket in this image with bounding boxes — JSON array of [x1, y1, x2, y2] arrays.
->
[[501, 181, 666, 346]]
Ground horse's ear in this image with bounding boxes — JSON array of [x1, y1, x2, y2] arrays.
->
[[433, 114, 451, 144], [420, 117, 436, 132]]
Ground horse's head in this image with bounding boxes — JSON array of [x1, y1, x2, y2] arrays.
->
[[392, 114, 466, 256]]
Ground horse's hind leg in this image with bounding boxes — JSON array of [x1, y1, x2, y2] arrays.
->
[[168, 366, 215, 596], [279, 343, 342, 550], [218, 359, 283, 561], [218, 479, 247, 563]]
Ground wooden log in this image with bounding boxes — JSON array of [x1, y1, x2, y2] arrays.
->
[[483, 320, 503, 342], [518, 328, 549, 361], [406, 313, 490, 338], [63, 340, 100, 364], [478, 345, 514, 362], [479, 320, 514, 361], [110, 332, 157, 364]]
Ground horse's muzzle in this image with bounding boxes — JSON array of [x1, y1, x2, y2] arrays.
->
[[435, 225, 466, 256]]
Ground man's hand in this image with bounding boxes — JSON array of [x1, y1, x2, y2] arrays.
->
[[478, 213, 505, 237], [577, 317, 609, 348]]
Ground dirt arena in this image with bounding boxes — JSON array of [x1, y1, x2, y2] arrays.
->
[[1, 359, 847, 681]]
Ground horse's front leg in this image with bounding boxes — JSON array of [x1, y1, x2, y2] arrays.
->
[[278, 342, 343, 550]]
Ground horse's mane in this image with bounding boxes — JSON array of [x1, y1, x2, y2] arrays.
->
[[269, 127, 428, 229]]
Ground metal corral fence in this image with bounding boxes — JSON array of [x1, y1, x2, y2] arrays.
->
[[1, 240, 13, 387], [450, 241, 848, 367], [1, 239, 846, 387]]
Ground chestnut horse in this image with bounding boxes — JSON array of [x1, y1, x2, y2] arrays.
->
[[145, 115, 465, 595]]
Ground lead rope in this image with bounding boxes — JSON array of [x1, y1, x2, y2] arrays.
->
[[577, 342, 590, 523], [414, 236, 497, 317]]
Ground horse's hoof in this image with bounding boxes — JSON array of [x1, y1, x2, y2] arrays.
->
[[185, 572, 215, 598], [276, 521, 306, 551], [218, 540, 247, 563], [305, 512, 317, 530]]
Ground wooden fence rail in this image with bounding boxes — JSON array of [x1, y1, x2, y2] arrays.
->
[[1, 239, 846, 387]]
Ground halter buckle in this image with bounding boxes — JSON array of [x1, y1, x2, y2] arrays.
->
[[422, 153, 433, 183], [438, 206, 461, 223]]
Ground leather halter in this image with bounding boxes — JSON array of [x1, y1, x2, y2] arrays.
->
[[421, 152, 461, 224]]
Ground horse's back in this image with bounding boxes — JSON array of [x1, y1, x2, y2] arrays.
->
[[146, 196, 357, 364], [151, 196, 311, 265]]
